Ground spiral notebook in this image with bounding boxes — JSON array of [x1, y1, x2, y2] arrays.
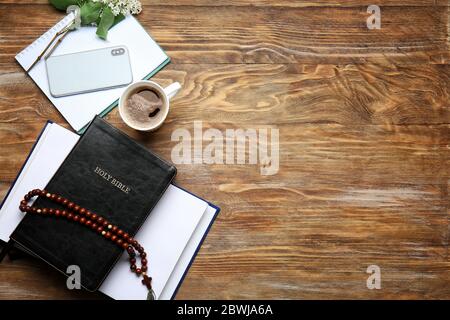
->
[[15, 13, 170, 133]]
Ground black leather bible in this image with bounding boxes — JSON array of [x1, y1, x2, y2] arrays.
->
[[10, 116, 176, 291]]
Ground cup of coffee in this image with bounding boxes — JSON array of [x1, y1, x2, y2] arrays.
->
[[119, 80, 181, 131]]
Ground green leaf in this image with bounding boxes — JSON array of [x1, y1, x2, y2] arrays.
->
[[80, 1, 102, 25], [112, 14, 125, 28], [97, 13, 124, 29], [96, 6, 115, 40], [49, 0, 80, 11]]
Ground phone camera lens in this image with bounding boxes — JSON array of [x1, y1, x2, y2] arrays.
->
[[111, 48, 124, 56]]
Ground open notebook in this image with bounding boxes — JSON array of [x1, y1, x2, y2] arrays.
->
[[0, 122, 219, 300], [15, 13, 170, 133]]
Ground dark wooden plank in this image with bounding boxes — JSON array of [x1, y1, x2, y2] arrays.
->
[[1, 121, 448, 185], [0, 63, 448, 126], [0, 0, 448, 7], [0, 4, 448, 65]]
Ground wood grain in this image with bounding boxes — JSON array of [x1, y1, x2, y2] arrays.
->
[[0, 0, 448, 7], [0, 1, 449, 299], [1, 4, 449, 65], [1, 63, 449, 126]]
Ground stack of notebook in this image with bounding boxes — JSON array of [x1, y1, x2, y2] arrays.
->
[[15, 12, 170, 133], [0, 117, 219, 300]]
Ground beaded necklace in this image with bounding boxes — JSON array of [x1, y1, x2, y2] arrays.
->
[[19, 188, 155, 300]]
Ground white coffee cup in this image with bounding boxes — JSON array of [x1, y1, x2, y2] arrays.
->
[[118, 80, 181, 132]]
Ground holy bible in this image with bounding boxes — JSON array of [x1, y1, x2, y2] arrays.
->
[[10, 116, 176, 291]]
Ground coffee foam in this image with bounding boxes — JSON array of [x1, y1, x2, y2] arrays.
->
[[122, 88, 166, 129]]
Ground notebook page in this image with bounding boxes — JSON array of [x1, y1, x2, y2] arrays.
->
[[15, 13, 76, 71], [159, 205, 218, 300], [0, 123, 79, 241], [99, 185, 208, 300], [15, 14, 169, 132]]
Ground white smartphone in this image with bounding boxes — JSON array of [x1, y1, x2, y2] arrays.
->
[[46, 46, 133, 97]]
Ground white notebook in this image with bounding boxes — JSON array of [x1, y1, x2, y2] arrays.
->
[[0, 123, 219, 300], [15, 13, 170, 133]]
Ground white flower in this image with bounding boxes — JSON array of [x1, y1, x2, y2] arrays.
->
[[92, 0, 143, 16]]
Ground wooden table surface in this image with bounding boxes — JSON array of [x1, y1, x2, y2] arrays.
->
[[0, 1, 449, 299]]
